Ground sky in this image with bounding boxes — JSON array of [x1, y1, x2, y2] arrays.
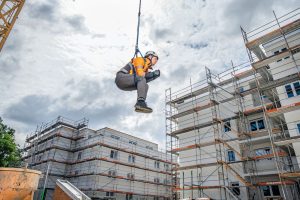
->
[[0, 0, 299, 149]]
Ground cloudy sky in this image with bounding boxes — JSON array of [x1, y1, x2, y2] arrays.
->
[[0, 0, 298, 149]]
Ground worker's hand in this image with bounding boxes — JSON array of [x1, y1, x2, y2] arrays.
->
[[153, 70, 160, 77], [145, 70, 160, 83]]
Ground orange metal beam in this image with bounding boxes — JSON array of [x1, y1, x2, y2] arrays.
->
[[175, 185, 222, 191], [81, 188, 169, 198], [280, 172, 300, 178], [257, 181, 295, 186], [267, 102, 300, 116]]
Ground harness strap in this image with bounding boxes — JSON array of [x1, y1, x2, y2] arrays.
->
[[119, 68, 129, 74], [129, 62, 138, 87]]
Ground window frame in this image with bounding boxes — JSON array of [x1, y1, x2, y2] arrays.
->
[[250, 119, 265, 132], [224, 121, 231, 132], [294, 82, 300, 96], [261, 185, 280, 197], [154, 161, 160, 169], [230, 182, 240, 196], [108, 170, 116, 176], [227, 150, 236, 162], [257, 119, 265, 130], [274, 47, 289, 62], [285, 81, 300, 98], [129, 140, 137, 145], [127, 173, 135, 179], [111, 135, 120, 140], [297, 123, 300, 134], [164, 163, 169, 170], [77, 152, 82, 160], [110, 150, 118, 159], [106, 192, 114, 197], [154, 177, 160, 183], [128, 155, 136, 163]]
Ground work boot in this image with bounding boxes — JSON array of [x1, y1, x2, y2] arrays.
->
[[135, 99, 153, 113]]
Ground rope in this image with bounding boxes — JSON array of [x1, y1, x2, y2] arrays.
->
[[133, 0, 143, 58]]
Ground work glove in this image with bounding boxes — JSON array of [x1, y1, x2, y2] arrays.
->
[[145, 70, 160, 83]]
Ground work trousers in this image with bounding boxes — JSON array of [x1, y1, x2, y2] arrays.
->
[[115, 72, 149, 100]]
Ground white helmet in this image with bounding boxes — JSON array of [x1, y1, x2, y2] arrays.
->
[[145, 51, 158, 59]]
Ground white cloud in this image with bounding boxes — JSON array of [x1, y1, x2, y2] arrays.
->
[[0, 0, 297, 149]]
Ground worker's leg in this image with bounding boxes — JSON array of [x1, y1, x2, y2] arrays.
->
[[136, 76, 148, 100], [115, 73, 136, 91], [135, 76, 152, 113], [115, 73, 149, 99], [115, 73, 152, 113]]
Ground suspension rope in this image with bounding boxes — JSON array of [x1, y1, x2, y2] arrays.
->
[[133, 0, 143, 58]]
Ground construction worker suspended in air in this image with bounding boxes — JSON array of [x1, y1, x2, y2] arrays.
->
[[115, 51, 160, 113]]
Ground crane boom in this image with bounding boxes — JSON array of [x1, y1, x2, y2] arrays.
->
[[0, 0, 25, 52]]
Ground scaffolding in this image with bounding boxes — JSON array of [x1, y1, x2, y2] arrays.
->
[[23, 116, 173, 200], [166, 9, 300, 200]]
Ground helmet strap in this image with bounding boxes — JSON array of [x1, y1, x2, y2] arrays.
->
[[146, 56, 153, 69]]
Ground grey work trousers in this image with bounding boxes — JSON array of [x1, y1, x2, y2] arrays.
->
[[115, 72, 149, 100]]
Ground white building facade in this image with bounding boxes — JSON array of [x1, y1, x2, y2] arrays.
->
[[166, 11, 300, 200], [23, 117, 173, 200]]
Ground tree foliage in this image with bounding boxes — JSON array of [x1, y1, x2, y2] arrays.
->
[[0, 117, 21, 167]]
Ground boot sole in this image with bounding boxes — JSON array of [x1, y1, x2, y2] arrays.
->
[[135, 106, 153, 113]]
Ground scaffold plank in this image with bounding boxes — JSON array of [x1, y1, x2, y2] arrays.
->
[[67, 172, 172, 187], [170, 116, 238, 136], [167, 78, 239, 105], [174, 185, 222, 191], [23, 139, 174, 165], [239, 128, 281, 140], [171, 141, 216, 153], [246, 19, 300, 50], [175, 161, 219, 170], [274, 135, 300, 146], [167, 86, 210, 105], [242, 103, 273, 116], [233, 69, 254, 79], [280, 172, 300, 178], [81, 188, 169, 199], [218, 77, 235, 87], [242, 151, 287, 161], [252, 44, 300, 70], [30, 157, 172, 175], [23, 132, 84, 150], [261, 73, 300, 91], [171, 138, 242, 153], [169, 101, 214, 119], [267, 102, 300, 117], [26, 118, 88, 142], [256, 181, 295, 186], [236, 73, 299, 99]]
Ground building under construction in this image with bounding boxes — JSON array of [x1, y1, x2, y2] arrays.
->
[[166, 9, 300, 200], [23, 116, 173, 200]]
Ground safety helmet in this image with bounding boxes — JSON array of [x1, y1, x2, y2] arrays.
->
[[145, 51, 159, 59]]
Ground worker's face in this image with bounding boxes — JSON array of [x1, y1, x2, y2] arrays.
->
[[151, 56, 158, 66]]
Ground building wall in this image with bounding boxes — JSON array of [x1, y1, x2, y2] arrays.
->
[[264, 28, 300, 167], [167, 23, 300, 200], [25, 125, 172, 200]]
